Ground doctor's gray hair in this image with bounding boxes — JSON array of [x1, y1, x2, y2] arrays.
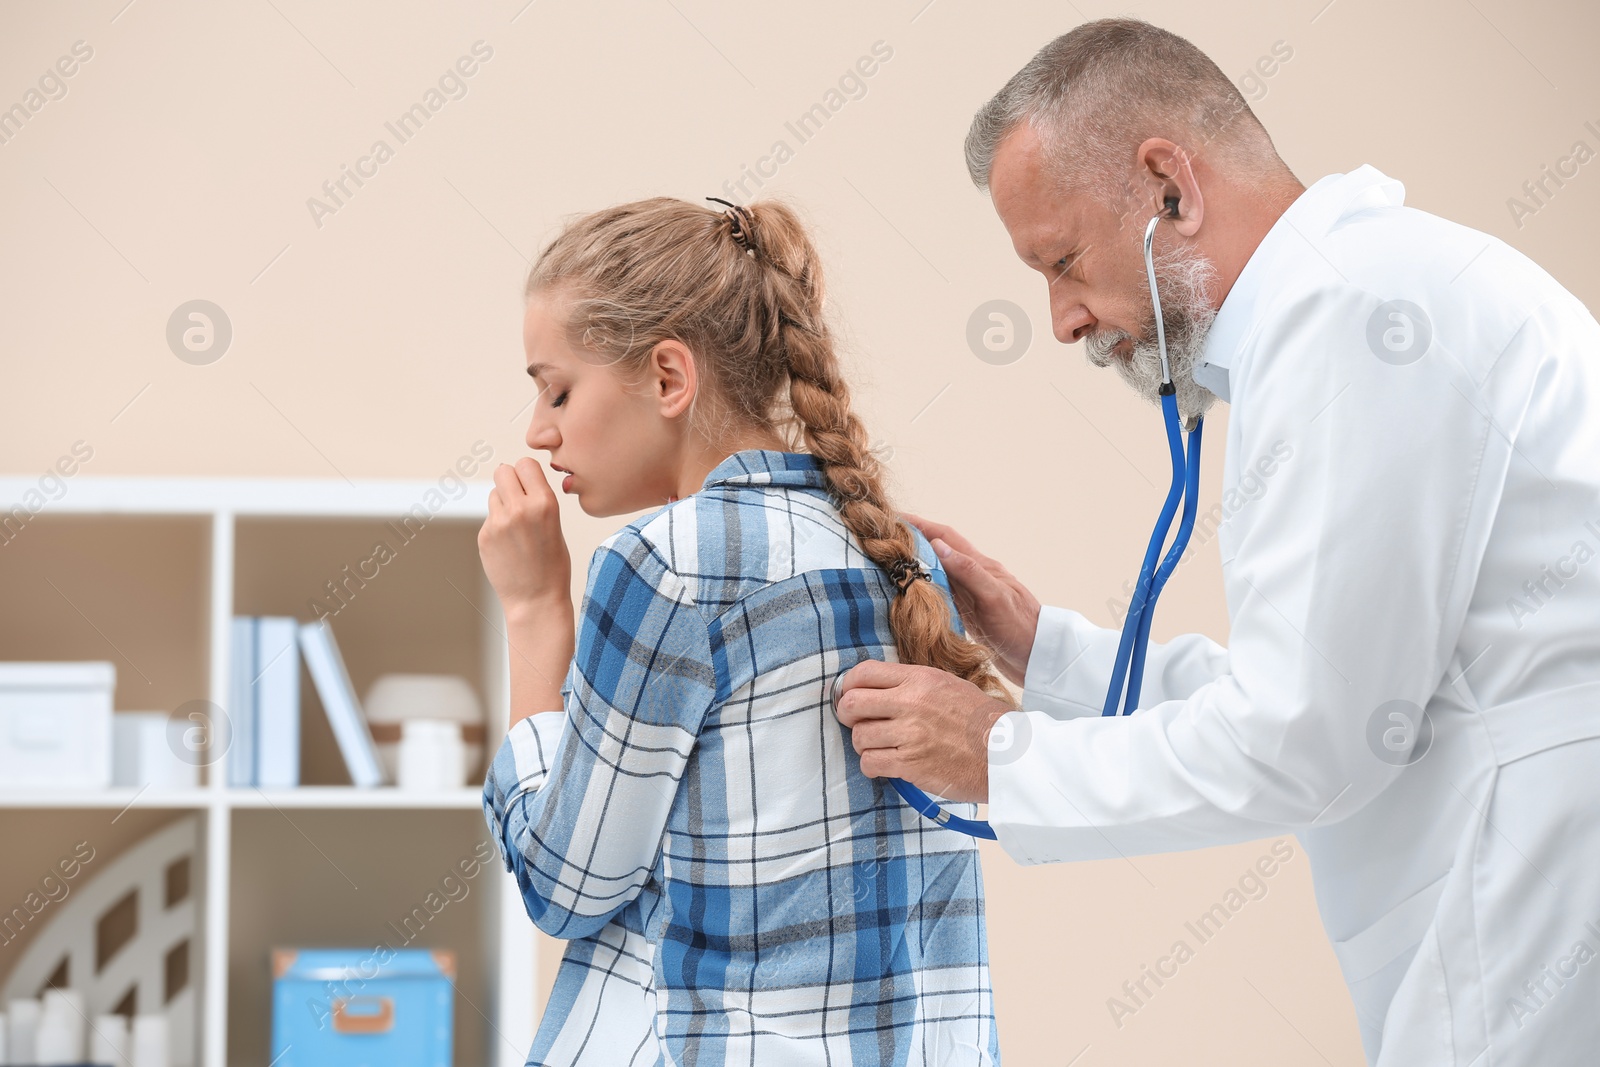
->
[[965, 18, 1291, 207]]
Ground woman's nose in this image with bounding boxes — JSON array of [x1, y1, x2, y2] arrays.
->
[[526, 413, 557, 450]]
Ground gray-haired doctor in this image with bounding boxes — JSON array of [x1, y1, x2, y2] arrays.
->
[[835, 18, 1600, 1066]]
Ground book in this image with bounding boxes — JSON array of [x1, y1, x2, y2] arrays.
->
[[297, 620, 385, 787], [228, 617, 256, 786], [254, 617, 301, 788]]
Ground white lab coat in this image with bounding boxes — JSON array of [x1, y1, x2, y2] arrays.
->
[[990, 164, 1600, 1065]]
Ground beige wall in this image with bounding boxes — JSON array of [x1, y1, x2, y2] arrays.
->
[[4, 0, 1597, 1062]]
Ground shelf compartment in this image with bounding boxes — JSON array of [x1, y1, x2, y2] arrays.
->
[[0, 514, 211, 727], [0, 809, 209, 1067], [232, 517, 493, 788], [228, 808, 497, 1067]]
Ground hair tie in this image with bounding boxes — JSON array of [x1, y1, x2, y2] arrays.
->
[[886, 556, 932, 593], [706, 196, 758, 258]]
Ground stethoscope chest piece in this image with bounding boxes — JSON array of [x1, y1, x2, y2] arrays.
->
[[830, 661, 998, 840]]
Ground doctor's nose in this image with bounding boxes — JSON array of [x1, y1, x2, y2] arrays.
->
[[1052, 304, 1097, 346]]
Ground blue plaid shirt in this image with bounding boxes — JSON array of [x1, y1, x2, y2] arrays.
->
[[484, 449, 1000, 1065]]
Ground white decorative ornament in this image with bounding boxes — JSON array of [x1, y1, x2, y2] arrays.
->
[[364, 673, 485, 784]]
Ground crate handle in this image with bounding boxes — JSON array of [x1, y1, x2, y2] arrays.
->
[[332, 996, 394, 1034]]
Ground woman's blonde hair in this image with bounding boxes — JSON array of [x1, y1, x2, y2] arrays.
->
[[527, 195, 1015, 707]]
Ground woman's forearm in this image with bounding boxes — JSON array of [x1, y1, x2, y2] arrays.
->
[[504, 598, 576, 727]]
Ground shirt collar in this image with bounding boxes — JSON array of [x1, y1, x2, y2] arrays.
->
[[699, 449, 830, 493], [1194, 163, 1408, 403]]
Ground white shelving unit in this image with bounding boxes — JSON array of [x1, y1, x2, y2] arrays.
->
[[0, 476, 535, 1067]]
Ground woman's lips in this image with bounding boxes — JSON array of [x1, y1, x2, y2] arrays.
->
[[562, 473, 573, 492]]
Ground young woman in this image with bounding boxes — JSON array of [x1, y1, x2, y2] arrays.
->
[[478, 195, 1014, 1065]]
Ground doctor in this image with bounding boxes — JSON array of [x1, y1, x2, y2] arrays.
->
[[834, 16, 1600, 1065]]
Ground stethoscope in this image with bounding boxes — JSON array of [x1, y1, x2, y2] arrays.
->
[[834, 198, 1207, 841]]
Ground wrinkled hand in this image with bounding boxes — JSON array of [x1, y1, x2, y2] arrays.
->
[[832, 659, 1011, 803], [900, 512, 1042, 687], [479, 459, 572, 617]]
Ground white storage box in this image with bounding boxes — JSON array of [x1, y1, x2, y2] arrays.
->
[[113, 711, 200, 790], [0, 662, 115, 789]]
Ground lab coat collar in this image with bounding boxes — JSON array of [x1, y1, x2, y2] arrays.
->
[[1194, 164, 1408, 403]]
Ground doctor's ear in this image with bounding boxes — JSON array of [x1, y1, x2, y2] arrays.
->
[[1133, 136, 1203, 237], [1159, 187, 1203, 239]]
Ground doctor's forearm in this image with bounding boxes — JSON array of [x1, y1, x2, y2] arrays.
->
[[504, 598, 576, 726]]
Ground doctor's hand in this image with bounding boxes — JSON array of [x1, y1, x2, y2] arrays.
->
[[833, 660, 1011, 804], [900, 512, 1041, 687], [479, 458, 573, 619]]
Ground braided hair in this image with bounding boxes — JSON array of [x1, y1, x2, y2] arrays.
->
[[524, 195, 1015, 706]]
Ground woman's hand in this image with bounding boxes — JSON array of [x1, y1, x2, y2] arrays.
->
[[479, 458, 573, 618], [482, 459, 576, 723]]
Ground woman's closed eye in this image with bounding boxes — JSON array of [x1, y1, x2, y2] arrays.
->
[[548, 389, 569, 408]]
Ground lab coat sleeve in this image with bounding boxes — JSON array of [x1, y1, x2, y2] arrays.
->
[[990, 282, 1490, 863], [1021, 604, 1230, 719], [482, 526, 716, 938]]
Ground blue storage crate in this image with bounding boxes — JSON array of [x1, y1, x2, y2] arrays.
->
[[270, 947, 454, 1067]]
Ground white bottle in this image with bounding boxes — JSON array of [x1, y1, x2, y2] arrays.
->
[[36, 989, 85, 1064], [7, 998, 40, 1065], [130, 1014, 167, 1067], [397, 719, 466, 790], [90, 1013, 131, 1067]]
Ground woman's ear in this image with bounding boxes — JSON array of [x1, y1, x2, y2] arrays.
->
[[647, 338, 698, 420]]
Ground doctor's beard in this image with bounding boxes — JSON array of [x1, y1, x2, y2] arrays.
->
[[1083, 241, 1222, 424]]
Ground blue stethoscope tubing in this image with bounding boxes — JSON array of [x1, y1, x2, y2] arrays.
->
[[1106, 391, 1204, 716], [889, 777, 1000, 839], [879, 205, 1204, 840]]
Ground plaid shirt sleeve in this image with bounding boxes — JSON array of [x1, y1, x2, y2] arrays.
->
[[483, 525, 718, 940]]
